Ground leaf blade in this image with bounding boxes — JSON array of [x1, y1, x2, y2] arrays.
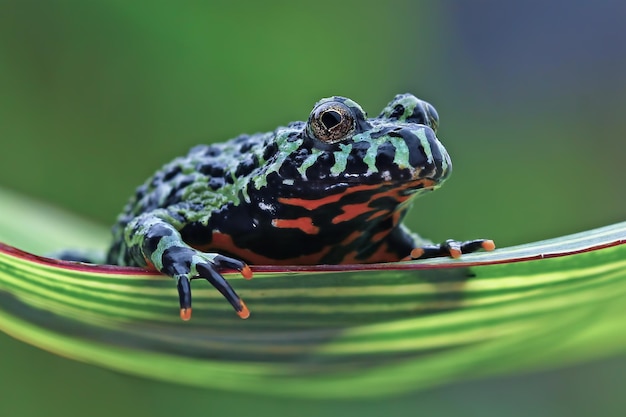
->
[[0, 187, 625, 398]]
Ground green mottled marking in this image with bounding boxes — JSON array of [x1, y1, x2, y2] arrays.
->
[[239, 181, 251, 204], [388, 137, 410, 169], [440, 149, 450, 175], [152, 230, 180, 270], [362, 142, 379, 174], [253, 135, 303, 189], [190, 253, 218, 277], [331, 144, 352, 176], [184, 182, 239, 211], [381, 95, 419, 122], [341, 98, 367, 117], [396, 96, 418, 121], [353, 130, 384, 174], [298, 151, 321, 178], [416, 128, 433, 165]]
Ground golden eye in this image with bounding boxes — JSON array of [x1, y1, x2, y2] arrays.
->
[[308, 101, 355, 143], [425, 102, 439, 133]]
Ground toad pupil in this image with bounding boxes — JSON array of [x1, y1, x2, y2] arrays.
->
[[58, 93, 495, 320], [322, 110, 341, 128]]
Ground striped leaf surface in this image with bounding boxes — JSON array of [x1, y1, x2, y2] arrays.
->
[[0, 187, 625, 398]]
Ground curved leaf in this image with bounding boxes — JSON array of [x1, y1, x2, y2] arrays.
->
[[0, 187, 625, 398]]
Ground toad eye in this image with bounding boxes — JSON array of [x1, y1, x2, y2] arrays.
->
[[308, 101, 355, 143], [425, 102, 439, 132]]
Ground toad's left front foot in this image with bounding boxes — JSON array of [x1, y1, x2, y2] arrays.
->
[[410, 239, 495, 260]]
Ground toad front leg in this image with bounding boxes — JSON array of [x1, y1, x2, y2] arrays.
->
[[122, 210, 252, 320]]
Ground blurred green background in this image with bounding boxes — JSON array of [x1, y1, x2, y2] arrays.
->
[[1, 1, 625, 416]]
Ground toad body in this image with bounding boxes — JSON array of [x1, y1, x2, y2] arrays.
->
[[100, 94, 494, 320]]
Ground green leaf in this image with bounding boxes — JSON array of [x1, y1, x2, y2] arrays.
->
[[0, 185, 625, 399]]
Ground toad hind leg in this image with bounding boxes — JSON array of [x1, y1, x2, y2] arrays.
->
[[121, 212, 252, 320], [410, 239, 496, 260], [384, 225, 495, 261]]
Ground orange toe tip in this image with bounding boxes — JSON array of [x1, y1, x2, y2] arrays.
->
[[449, 248, 462, 259], [482, 240, 496, 251], [241, 265, 253, 280], [180, 308, 192, 321], [410, 248, 425, 259], [236, 301, 250, 319]]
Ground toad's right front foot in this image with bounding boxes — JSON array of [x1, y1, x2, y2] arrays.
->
[[156, 247, 253, 320]]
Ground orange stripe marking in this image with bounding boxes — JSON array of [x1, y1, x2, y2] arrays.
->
[[339, 242, 401, 264], [341, 231, 362, 246], [278, 183, 381, 211], [192, 233, 332, 265], [186, 179, 438, 266], [272, 217, 319, 234], [366, 210, 390, 222], [143, 257, 156, 271], [371, 229, 391, 243], [279, 179, 437, 212], [332, 202, 372, 224]]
